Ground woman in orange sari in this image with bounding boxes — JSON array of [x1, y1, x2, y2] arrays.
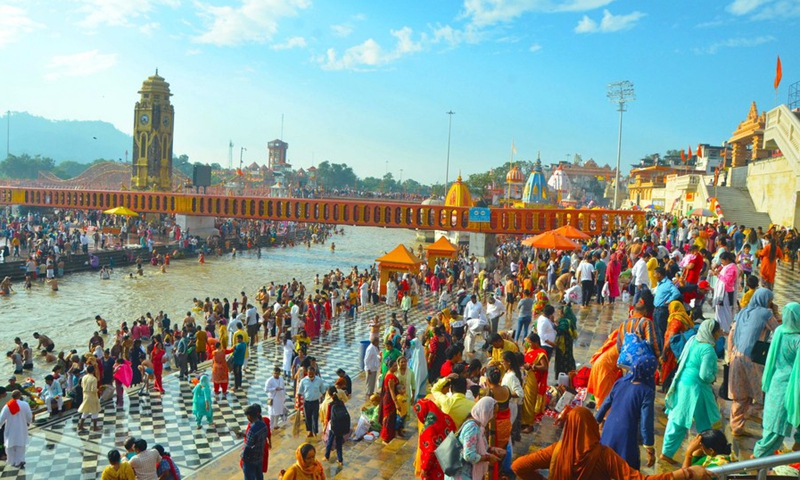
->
[[660, 300, 694, 392], [587, 330, 620, 409], [511, 407, 710, 480], [758, 235, 782, 290], [279, 443, 326, 480], [486, 366, 513, 480]]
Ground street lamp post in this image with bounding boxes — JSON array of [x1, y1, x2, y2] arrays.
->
[[239, 147, 247, 168], [445, 110, 455, 193], [607, 81, 635, 209]]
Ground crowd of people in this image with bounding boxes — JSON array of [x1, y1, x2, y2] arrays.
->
[[1, 210, 800, 480]]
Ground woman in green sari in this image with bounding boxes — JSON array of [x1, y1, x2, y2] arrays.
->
[[381, 339, 402, 377], [753, 302, 800, 457], [554, 304, 578, 376], [661, 319, 723, 461]]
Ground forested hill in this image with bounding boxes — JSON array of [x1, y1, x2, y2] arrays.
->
[[0, 111, 131, 163]]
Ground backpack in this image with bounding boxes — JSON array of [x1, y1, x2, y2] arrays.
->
[[669, 326, 698, 359], [330, 402, 351, 436], [617, 317, 655, 369]]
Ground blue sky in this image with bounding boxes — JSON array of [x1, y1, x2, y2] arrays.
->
[[0, 0, 796, 184]]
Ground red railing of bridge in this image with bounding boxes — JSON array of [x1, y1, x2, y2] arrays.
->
[[0, 187, 645, 236]]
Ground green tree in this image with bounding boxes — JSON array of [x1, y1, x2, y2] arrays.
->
[[0, 153, 55, 179], [52, 160, 90, 179], [380, 172, 397, 193], [316, 161, 357, 189], [360, 176, 381, 191]]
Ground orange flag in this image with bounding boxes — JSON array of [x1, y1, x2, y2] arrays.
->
[[775, 55, 782, 90], [688, 146, 693, 158], [681, 150, 686, 163], [697, 144, 703, 158]]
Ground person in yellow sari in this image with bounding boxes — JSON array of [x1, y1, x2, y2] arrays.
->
[[218, 319, 228, 350], [279, 443, 326, 480], [522, 333, 549, 431]]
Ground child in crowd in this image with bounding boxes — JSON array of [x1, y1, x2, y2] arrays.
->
[[361, 394, 381, 431], [739, 275, 760, 309], [395, 383, 408, 437], [682, 429, 734, 468], [737, 244, 754, 288]]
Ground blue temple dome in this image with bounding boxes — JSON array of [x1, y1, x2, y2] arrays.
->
[[522, 158, 548, 204]]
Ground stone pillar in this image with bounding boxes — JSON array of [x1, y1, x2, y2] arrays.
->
[[468, 233, 497, 271], [752, 134, 767, 161], [175, 214, 219, 240], [731, 142, 747, 168]]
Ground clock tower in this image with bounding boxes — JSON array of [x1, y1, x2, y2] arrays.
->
[[131, 70, 174, 190]]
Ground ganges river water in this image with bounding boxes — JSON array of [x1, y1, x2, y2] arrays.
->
[[0, 226, 416, 377]]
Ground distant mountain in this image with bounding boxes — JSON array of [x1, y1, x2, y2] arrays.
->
[[0, 111, 131, 164]]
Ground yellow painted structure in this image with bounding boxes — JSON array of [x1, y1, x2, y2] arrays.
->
[[425, 236, 458, 269], [131, 71, 175, 191], [445, 175, 473, 207]]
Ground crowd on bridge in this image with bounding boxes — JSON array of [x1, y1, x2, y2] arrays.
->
[[1, 208, 799, 480]]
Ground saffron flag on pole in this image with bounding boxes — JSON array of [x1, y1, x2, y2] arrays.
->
[[688, 146, 693, 159], [512, 140, 517, 156], [775, 56, 782, 90], [697, 144, 703, 158], [681, 150, 686, 163]]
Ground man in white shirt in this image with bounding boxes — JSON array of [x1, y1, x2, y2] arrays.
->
[[630, 252, 651, 305], [245, 304, 259, 345], [463, 295, 487, 355], [576, 258, 595, 307], [129, 439, 161, 480], [535, 305, 557, 360], [363, 339, 380, 398], [290, 302, 300, 336], [0, 390, 32, 468], [485, 295, 506, 335]]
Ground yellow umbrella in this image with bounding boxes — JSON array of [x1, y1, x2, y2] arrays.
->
[[103, 206, 139, 217]]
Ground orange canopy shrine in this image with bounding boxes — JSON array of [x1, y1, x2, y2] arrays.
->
[[376, 244, 423, 296], [424, 236, 458, 269]]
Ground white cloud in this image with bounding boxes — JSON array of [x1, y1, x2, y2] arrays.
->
[[193, 0, 310, 46], [44, 50, 118, 80], [139, 22, 160, 35], [271, 36, 307, 50], [0, 5, 43, 47], [331, 24, 353, 37], [319, 26, 424, 71], [462, 0, 613, 26], [75, 0, 179, 28], [529, 43, 542, 52], [431, 23, 484, 48], [726, 0, 771, 15], [726, 0, 800, 19], [693, 35, 776, 54], [575, 9, 645, 33]]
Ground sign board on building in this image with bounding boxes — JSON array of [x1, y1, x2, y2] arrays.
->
[[469, 207, 491, 223]]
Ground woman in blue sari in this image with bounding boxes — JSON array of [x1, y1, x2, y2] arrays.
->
[[595, 355, 658, 469], [661, 319, 723, 461]]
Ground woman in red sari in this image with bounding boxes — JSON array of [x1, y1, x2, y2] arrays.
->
[[150, 342, 166, 394], [414, 398, 456, 479], [758, 235, 782, 290], [659, 300, 694, 391], [523, 333, 549, 425], [379, 358, 400, 443]]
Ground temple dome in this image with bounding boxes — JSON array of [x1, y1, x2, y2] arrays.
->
[[506, 166, 524, 183], [522, 159, 549, 204], [445, 175, 474, 207]]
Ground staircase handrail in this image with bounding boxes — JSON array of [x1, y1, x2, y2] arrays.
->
[[764, 104, 800, 171], [706, 450, 800, 480]]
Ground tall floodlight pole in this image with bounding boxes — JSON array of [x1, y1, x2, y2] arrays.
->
[[6, 110, 10, 158], [607, 81, 635, 209], [445, 110, 455, 193]]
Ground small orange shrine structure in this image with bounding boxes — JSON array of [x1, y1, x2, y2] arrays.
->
[[376, 244, 423, 296], [424, 236, 458, 269]]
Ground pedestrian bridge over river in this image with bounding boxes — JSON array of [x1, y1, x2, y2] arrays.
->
[[0, 186, 644, 236]]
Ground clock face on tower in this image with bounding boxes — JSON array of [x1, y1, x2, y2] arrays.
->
[[140, 114, 149, 125], [162, 117, 170, 127]]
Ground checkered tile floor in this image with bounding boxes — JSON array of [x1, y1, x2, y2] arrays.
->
[[7, 265, 800, 479], [0, 295, 439, 479]]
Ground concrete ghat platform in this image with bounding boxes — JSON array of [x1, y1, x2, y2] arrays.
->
[[4, 267, 798, 479]]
